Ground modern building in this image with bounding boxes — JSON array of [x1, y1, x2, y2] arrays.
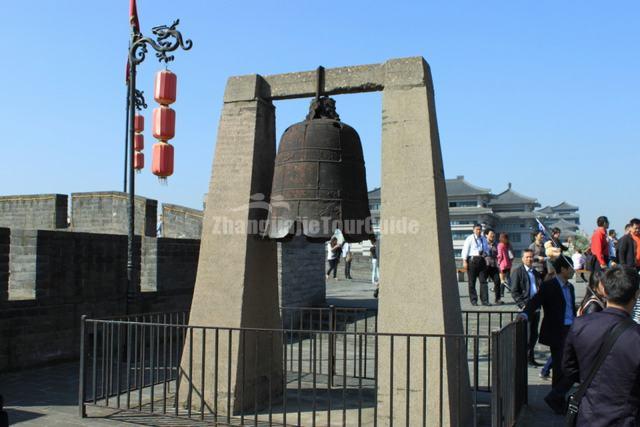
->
[[367, 175, 581, 259]]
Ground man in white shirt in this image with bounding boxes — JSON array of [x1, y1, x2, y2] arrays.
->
[[572, 249, 587, 282], [462, 224, 491, 306]]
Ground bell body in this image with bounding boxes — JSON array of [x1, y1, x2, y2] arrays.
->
[[154, 69, 177, 105], [268, 100, 372, 242], [152, 142, 174, 177], [152, 106, 176, 141]]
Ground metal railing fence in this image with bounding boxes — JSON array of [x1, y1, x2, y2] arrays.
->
[[78, 318, 520, 426], [491, 320, 528, 427]]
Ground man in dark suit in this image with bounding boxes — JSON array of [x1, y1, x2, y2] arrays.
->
[[519, 255, 576, 414], [618, 218, 639, 270], [562, 266, 640, 426], [511, 249, 544, 366]]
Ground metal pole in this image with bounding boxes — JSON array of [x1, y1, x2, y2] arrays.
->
[[124, 20, 191, 314], [127, 55, 137, 314], [78, 315, 87, 417], [123, 83, 130, 193]]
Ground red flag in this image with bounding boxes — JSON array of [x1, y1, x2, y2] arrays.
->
[[129, 0, 140, 34], [126, 0, 140, 83]]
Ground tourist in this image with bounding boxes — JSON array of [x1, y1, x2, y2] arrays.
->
[[496, 232, 513, 294], [590, 216, 610, 274], [577, 270, 606, 316], [342, 240, 353, 279], [562, 266, 640, 425], [618, 219, 640, 270], [156, 214, 163, 237], [545, 227, 568, 260], [484, 229, 503, 304], [608, 229, 619, 264], [518, 256, 576, 414], [530, 231, 548, 278], [370, 237, 379, 286], [545, 227, 567, 274], [571, 249, 588, 283], [326, 237, 341, 280], [462, 224, 490, 306], [618, 219, 640, 324], [510, 249, 543, 366], [539, 356, 552, 380]]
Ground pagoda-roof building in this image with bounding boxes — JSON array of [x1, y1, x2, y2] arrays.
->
[[549, 218, 580, 230], [537, 206, 555, 215], [489, 184, 540, 210], [551, 201, 579, 211], [446, 176, 491, 197]]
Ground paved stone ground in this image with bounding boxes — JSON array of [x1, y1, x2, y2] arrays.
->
[[0, 273, 588, 426]]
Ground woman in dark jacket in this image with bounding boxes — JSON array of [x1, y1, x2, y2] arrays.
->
[[578, 271, 606, 316]]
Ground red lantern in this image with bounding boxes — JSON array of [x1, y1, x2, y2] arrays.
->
[[134, 151, 144, 171], [152, 142, 174, 177], [134, 133, 144, 151], [154, 70, 177, 105], [152, 106, 175, 141], [134, 114, 144, 133]]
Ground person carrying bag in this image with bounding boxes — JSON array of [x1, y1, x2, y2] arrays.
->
[[565, 318, 635, 426]]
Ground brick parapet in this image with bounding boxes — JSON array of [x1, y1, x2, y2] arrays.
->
[[0, 194, 68, 230], [161, 203, 203, 239], [70, 191, 157, 237], [0, 227, 9, 303]]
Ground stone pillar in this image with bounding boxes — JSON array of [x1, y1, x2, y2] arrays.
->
[[377, 58, 472, 426], [180, 75, 282, 414], [278, 236, 326, 326]]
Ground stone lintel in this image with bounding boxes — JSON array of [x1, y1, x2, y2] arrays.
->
[[222, 56, 429, 102], [264, 62, 384, 100]]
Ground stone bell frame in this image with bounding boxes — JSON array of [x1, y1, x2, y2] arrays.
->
[[180, 56, 472, 425]]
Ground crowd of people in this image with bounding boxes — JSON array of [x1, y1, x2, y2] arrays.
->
[[323, 218, 640, 422], [461, 216, 640, 422], [506, 215, 639, 424], [325, 233, 379, 297]]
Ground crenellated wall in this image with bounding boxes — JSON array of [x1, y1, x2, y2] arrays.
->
[[161, 203, 203, 239], [140, 236, 200, 294], [0, 192, 202, 239], [0, 194, 68, 230], [71, 191, 157, 236], [0, 228, 199, 372], [0, 193, 327, 372], [0, 228, 9, 302]]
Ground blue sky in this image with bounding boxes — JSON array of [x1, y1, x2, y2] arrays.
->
[[0, 1, 637, 232]]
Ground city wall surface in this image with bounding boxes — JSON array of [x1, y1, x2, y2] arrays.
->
[[0, 194, 68, 230], [0, 192, 325, 372]]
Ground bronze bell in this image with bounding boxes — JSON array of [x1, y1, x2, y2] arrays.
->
[[267, 96, 373, 243]]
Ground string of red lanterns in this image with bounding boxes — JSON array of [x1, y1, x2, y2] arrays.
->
[[133, 114, 144, 172], [151, 69, 177, 182]]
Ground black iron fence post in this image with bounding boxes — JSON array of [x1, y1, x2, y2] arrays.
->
[[78, 315, 87, 418], [491, 329, 500, 427], [78, 309, 526, 425], [518, 320, 528, 405], [328, 304, 336, 387]]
